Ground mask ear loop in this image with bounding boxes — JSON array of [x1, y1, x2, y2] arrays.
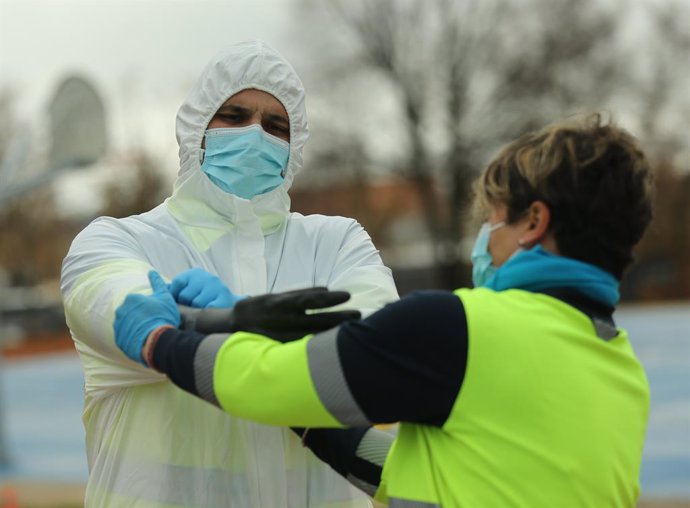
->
[[281, 147, 290, 178]]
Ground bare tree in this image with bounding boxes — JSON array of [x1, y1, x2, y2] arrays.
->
[[0, 89, 75, 285], [0, 189, 77, 284], [0, 90, 17, 162], [99, 151, 168, 219], [634, 0, 690, 158], [296, 0, 690, 288]]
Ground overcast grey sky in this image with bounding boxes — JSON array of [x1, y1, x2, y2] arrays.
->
[[0, 0, 310, 214], [0, 0, 299, 92], [0, 0, 301, 138]]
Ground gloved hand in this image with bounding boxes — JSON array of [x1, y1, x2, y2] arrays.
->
[[169, 268, 244, 308], [114, 270, 181, 365], [179, 287, 361, 342]]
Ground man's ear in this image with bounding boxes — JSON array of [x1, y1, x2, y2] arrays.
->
[[518, 201, 551, 247]]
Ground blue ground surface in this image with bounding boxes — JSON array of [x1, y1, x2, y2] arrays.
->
[[616, 303, 690, 497], [0, 303, 688, 498], [0, 353, 87, 481]]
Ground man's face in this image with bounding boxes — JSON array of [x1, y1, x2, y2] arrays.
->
[[206, 89, 290, 143]]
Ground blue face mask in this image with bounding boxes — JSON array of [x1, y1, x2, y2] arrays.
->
[[471, 221, 506, 287], [201, 125, 289, 199]]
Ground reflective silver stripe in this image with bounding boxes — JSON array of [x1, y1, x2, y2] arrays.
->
[[592, 317, 618, 340], [389, 498, 440, 508], [356, 428, 394, 466], [347, 473, 378, 497], [193, 333, 229, 406], [307, 327, 371, 426], [345, 429, 392, 497]]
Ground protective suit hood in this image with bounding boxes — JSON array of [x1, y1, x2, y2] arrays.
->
[[167, 41, 308, 237], [61, 41, 397, 508]]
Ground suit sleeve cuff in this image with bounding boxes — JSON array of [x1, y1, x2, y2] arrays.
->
[[152, 328, 207, 395]]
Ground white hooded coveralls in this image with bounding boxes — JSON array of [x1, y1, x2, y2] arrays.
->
[[61, 41, 398, 508]]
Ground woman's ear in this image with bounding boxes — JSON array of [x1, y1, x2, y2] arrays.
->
[[518, 201, 551, 247]]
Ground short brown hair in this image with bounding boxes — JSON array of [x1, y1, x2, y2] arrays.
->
[[473, 114, 653, 279]]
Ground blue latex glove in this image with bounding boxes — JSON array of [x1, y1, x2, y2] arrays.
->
[[114, 270, 181, 365], [169, 268, 244, 308]]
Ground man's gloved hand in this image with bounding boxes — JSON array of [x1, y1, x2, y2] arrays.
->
[[169, 268, 244, 309], [114, 270, 181, 365], [179, 287, 361, 342]]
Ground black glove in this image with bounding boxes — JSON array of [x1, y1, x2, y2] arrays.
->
[[178, 287, 361, 342]]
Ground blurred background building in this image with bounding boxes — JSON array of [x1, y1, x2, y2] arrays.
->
[[0, 0, 688, 506]]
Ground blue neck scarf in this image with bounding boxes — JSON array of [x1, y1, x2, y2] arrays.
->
[[483, 246, 620, 307]]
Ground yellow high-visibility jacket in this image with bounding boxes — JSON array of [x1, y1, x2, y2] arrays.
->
[[152, 287, 648, 507]]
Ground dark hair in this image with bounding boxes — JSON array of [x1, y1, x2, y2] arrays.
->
[[473, 114, 653, 279]]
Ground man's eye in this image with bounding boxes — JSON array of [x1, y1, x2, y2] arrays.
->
[[219, 114, 242, 122], [268, 123, 289, 135]]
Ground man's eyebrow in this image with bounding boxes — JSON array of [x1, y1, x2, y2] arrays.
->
[[215, 104, 250, 115]]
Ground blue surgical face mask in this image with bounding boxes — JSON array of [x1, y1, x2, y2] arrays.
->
[[200, 125, 290, 199], [471, 221, 506, 287]]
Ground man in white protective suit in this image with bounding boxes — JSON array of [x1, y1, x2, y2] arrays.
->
[[61, 40, 398, 507]]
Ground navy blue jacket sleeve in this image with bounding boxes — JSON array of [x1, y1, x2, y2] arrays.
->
[[336, 290, 468, 426]]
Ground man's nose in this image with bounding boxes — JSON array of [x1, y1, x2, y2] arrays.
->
[[248, 111, 263, 125]]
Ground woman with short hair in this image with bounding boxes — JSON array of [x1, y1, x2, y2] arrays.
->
[[114, 114, 653, 507]]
